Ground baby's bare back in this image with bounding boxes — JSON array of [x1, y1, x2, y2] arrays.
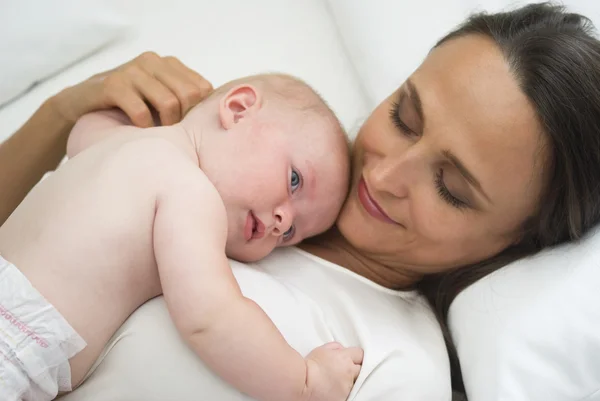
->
[[0, 128, 193, 386]]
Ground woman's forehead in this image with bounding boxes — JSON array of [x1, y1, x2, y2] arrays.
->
[[416, 35, 535, 131]]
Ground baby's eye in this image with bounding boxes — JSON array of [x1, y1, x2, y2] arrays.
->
[[283, 225, 295, 241], [290, 169, 301, 192]]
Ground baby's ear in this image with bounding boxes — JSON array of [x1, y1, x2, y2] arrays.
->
[[219, 84, 262, 130]]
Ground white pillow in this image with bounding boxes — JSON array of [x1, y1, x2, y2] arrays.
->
[[0, 0, 368, 142], [0, 0, 128, 107], [449, 227, 600, 401], [325, 0, 477, 108], [325, 0, 600, 108]]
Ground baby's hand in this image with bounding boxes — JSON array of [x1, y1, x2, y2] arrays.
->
[[303, 342, 363, 401]]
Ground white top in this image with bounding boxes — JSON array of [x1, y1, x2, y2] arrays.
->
[[59, 247, 452, 401]]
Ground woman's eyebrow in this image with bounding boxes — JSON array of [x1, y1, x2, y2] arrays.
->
[[442, 149, 492, 204]]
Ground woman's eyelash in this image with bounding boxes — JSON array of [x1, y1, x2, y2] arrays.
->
[[389, 100, 415, 136], [434, 169, 467, 209]]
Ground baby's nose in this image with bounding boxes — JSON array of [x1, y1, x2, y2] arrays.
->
[[272, 204, 294, 236]]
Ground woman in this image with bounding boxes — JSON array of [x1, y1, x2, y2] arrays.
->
[[3, 3, 600, 399]]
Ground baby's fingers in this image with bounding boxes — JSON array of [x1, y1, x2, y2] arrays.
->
[[345, 347, 364, 365], [323, 341, 343, 350], [351, 363, 361, 381]]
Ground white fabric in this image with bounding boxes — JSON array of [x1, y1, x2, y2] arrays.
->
[[0, 0, 369, 143], [58, 247, 452, 401], [3, 0, 600, 399], [326, 0, 600, 108], [0, 0, 129, 109], [325, 0, 474, 109], [0, 256, 86, 401], [449, 227, 600, 401]]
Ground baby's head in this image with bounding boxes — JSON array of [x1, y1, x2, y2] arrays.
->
[[183, 74, 350, 262]]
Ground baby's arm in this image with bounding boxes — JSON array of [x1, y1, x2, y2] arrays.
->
[[153, 164, 362, 401]]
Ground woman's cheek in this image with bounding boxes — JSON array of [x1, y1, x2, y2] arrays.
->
[[410, 192, 456, 239]]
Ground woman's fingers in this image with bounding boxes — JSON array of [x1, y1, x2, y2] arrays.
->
[[101, 72, 154, 128], [127, 64, 182, 126], [165, 55, 212, 91], [130, 52, 213, 124], [156, 56, 212, 117], [112, 88, 154, 128], [165, 56, 213, 103], [54, 52, 214, 126]]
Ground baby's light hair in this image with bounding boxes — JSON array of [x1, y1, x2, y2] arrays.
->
[[211, 73, 347, 141]]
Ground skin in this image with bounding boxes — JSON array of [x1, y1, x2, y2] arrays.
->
[[0, 33, 550, 399], [0, 52, 213, 226], [305, 34, 548, 290], [0, 78, 356, 401]]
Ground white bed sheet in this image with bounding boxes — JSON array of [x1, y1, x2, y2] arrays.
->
[[0, 0, 369, 142]]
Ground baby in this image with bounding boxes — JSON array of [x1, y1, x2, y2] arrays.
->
[[0, 74, 361, 401]]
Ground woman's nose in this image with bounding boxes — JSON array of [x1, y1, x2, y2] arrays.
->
[[272, 203, 294, 236], [368, 150, 420, 198]]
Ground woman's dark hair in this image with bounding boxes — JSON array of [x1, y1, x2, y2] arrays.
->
[[417, 2, 600, 393]]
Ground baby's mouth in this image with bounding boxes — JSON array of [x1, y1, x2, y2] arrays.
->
[[250, 212, 265, 240]]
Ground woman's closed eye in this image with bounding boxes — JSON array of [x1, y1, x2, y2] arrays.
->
[[390, 95, 418, 137], [435, 169, 469, 209], [389, 86, 424, 137]]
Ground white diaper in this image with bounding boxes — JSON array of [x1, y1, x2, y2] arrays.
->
[[0, 255, 86, 401]]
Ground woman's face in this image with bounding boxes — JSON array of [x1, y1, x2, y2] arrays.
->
[[337, 34, 548, 275]]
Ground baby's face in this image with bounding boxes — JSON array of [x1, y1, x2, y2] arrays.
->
[[214, 115, 350, 262]]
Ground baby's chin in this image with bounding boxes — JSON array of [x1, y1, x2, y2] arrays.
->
[[226, 242, 274, 263]]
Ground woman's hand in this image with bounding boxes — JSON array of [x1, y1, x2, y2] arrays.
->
[[52, 52, 213, 127], [0, 52, 212, 226]]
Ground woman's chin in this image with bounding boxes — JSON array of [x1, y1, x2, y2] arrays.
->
[[337, 199, 394, 253]]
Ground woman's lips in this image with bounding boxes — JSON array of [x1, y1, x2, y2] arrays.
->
[[357, 176, 400, 225], [244, 211, 265, 241]]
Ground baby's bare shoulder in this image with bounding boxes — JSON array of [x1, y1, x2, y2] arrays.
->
[[109, 135, 187, 164], [101, 136, 198, 184], [106, 136, 221, 208]]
